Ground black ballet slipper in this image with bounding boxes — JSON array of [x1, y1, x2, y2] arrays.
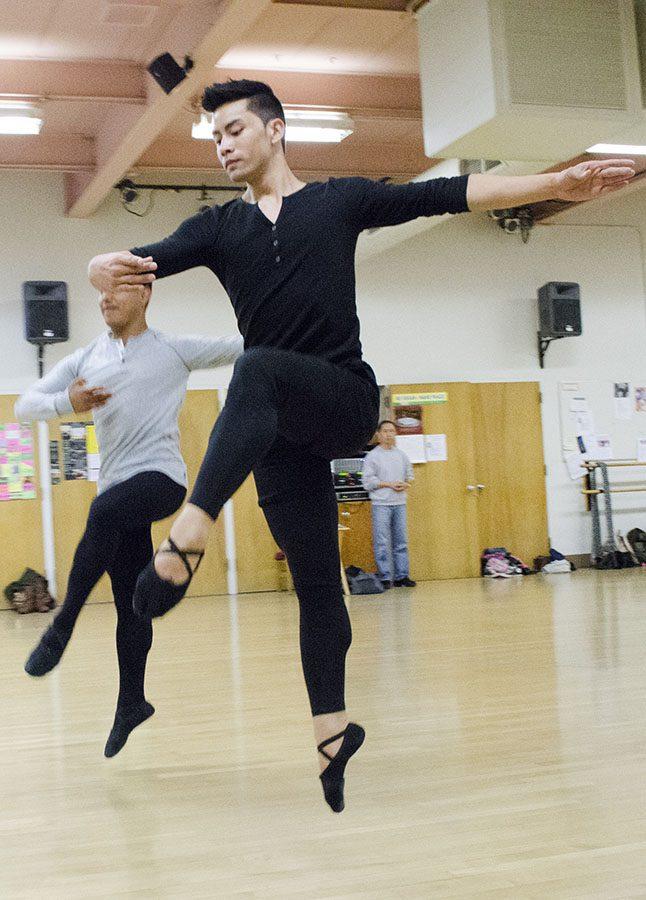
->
[[132, 537, 204, 620], [104, 700, 155, 758], [24, 622, 73, 677], [318, 722, 366, 813]]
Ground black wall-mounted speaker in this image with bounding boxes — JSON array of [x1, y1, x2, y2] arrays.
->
[[538, 282, 581, 338], [147, 52, 187, 94], [23, 281, 69, 345]]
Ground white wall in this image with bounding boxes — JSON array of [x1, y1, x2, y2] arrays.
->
[[0, 171, 239, 394], [2, 170, 645, 555]]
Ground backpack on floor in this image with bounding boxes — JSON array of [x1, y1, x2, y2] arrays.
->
[[481, 547, 532, 577], [3, 568, 56, 614], [626, 528, 646, 565], [345, 566, 385, 595]]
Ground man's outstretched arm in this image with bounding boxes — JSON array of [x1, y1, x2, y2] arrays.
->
[[466, 158, 635, 212], [88, 207, 218, 295]]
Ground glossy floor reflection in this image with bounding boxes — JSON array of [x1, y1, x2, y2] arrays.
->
[[2, 569, 646, 898]]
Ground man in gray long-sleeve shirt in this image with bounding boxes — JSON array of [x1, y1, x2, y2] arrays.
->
[[17, 285, 242, 757], [362, 420, 416, 589]]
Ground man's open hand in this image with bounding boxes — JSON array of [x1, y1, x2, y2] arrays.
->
[[88, 252, 157, 294], [553, 159, 636, 202], [68, 378, 112, 413]]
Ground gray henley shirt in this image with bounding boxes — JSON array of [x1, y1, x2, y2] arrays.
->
[[15, 328, 242, 493]]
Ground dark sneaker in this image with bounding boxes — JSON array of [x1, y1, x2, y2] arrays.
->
[[380, 580, 392, 590], [393, 577, 416, 587]]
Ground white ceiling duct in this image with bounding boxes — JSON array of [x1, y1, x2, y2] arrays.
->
[[416, 0, 643, 162]]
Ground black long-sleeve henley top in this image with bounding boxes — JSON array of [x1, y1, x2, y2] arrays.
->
[[131, 175, 470, 385]]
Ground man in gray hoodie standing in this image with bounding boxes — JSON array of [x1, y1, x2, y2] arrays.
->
[[362, 420, 416, 589]]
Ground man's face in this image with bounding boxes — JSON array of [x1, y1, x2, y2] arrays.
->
[[100, 286, 149, 330], [212, 98, 283, 183], [378, 423, 397, 448]]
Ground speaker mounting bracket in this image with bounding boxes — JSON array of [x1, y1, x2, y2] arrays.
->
[[538, 332, 563, 369], [36, 343, 45, 378]]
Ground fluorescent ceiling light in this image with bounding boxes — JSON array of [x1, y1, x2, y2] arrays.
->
[[191, 109, 354, 144], [0, 101, 43, 135], [587, 142, 646, 155], [192, 113, 212, 140], [284, 109, 353, 143]]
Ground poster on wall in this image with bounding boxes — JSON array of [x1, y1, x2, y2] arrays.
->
[[60, 422, 92, 480], [635, 386, 646, 413], [393, 404, 423, 435], [0, 423, 36, 501], [614, 382, 632, 420], [395, 434, 426, 463], [49, 441, 61, 484], [86, 425, 100, 482], [424, 433, 448, 462], [564, 450, 586, 480]]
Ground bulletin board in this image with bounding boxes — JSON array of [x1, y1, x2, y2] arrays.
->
[[558, 380, 646, 462]]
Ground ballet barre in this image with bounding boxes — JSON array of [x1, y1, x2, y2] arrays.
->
[[581, 461, 646, 560]]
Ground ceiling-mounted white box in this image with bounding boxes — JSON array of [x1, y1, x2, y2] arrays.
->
[[416, 0, 642, 161]]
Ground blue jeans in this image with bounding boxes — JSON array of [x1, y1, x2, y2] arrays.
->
[[371, 504, 410, 582]]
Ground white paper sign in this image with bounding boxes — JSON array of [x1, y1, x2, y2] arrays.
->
[[396, 434, 426, 464], [564, 450, 586, 480], [424, 434, 447, 462], [595, 435, 612, 461], [87, 453, 100, 482], [637, 437, 646, 463], [569, 397, 589, 413]]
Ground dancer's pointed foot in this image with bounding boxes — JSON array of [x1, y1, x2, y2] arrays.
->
[[104, 700, 155, 758], [24, 622, 73, 676], [132, 537, 204, 619], [318, 723, 365, 813]]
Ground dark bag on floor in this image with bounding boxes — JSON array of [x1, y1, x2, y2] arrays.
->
[[345, 566, 385, 595], [3, 568, 56, 614], [626, 528, 646, 565]]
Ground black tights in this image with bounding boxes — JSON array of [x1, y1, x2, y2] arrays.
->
[[190, 348, 379, 716], [54, 472, 186, 707]]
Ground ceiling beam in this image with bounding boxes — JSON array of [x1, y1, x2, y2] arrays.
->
[[65, 0, 272, 218], [138, 135, 429, 179], [0, 59, 146, 103], [213, 67, 421, 115], [0, 135, 94, 171], [272, 0, 409, 9]]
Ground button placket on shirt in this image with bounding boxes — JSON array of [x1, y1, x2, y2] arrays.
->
[[271, 223, 280, 263]]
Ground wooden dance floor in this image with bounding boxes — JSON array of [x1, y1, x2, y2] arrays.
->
[[2, 569, 646, 898]]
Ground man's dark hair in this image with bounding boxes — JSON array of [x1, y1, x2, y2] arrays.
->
[[377, 419, 396, 430], [202, 79, 286, 149]]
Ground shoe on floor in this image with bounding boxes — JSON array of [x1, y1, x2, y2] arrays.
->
[[380, 580, 392, 590], [393, 577, 416, 587]]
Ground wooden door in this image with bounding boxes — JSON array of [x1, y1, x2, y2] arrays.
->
[[233, 474, 282, 593], [471, 382, 549, 567], [390, 382, 481, 580]]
